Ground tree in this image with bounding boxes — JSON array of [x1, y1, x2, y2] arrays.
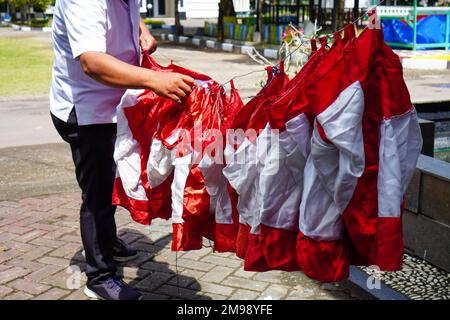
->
[[218, 0, 236, 42], [332, 0, 345, 30], [0, 0, 53, 23], [174, 0, 182, 36], [255, 0, 264, 43]]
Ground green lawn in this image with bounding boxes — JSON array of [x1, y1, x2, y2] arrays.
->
[[0, 36, 53, 97]]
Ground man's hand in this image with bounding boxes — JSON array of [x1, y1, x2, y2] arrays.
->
[[140, 19, 157, 53], [149, 72, 195, 103], [79, 51, 194, 104]]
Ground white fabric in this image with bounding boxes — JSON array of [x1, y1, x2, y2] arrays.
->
[[198, 153, 233, 224], [300, 81, 365, 241], [114, 89, 147, 201], [171, 154, 193, 224], [258, 127, 302, 232], [147, 138, 176, 188], [378, 108, 423, 217], [50, 0, 140, 125], [285, 113, 311, 160], [223, 135, 260, 233], [285, 113, 311, 186]]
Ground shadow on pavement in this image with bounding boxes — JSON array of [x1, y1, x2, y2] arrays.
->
[[69, 228, 208, 300]]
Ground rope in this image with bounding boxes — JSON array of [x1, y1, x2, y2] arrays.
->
[[219, 0, 386, 87]]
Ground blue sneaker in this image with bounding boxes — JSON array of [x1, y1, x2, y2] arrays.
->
[[84, 277, 142, 300]]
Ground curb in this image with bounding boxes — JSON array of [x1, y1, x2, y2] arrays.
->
[[155, 33, 279, 61], [400, 57, 450, 70], [156, 32, 450, 70], [342, 266, 410, 300], [7, 23, 52, 33]]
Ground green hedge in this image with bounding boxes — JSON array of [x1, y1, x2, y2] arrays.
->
[[143, 18, 165, 26], [30, 18, 52, 28]]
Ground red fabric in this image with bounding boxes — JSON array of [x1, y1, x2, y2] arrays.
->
[[266, 31, 344, 131], [214, 182, 240, 253], [296, 232, 350, 282], [235, 224, 250, 259], [244, 233, 271, 272], [226, 66, 289, 267], [112, 177, 152, 225], [260, 224, 299, 271], [214, 223, 237, 253], [172, 222, 204, 251], [117, 32, 412, 281], [288, 28, 385, 281], [375, 216, 404, 270]]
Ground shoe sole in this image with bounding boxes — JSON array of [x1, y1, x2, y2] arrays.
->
[[81, 250, 138, 263], [84, 286, 104, 300], [84, 286, 143, 300]]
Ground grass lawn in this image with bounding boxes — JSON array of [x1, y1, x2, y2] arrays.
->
[[0, 36, 53, 97]]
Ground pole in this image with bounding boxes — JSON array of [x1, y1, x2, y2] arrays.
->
[[309, 0, 315, 23], [332, 0, 338, 31], [445, 11, 450, 50], [354, 0, 359, 26], [318, 0, 322, 27], [256, 0, 260, 33], [276, 3, 279, 26], [412, 0, 417, 50]]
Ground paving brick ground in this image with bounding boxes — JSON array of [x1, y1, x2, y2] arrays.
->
[[0, 193, 357, 300]]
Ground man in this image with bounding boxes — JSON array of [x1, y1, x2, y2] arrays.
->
[[50, 0, 194, 300]]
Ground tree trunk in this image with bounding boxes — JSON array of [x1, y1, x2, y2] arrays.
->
[[27, 4, 32, 25], [20, 5, 27, 25], [331, 0, 345, 30], [336, 0, 345, 29], [332, 0, 338, 31], [354, 0, 360, 27], [9, 1, 16, 22], [308, 0, 315, 23], [218, 0, 236, 42], [174, 0, 181, 36]]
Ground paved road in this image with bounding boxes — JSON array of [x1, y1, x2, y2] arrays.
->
[[0, 27, 447, 301], [0, 194, 357, 300]]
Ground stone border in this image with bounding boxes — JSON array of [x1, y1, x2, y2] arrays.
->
[[3, 21, 450, 69], [155, 32, 450, 70], [4, 22, 52, 33], [342, 266, 410, 300], [401, 58, 450, 70], [403, 154, 450, 272], [155, 33, 280, 61]]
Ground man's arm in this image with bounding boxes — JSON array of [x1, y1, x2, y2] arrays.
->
[[139, 18, 157, 53], [80, 52, 193, 103]]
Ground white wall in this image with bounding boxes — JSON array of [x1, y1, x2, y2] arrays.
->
[[321, 0, 372, 8], [233, 0, 250, 12], [179, 0, 372, 20], [181, 0, 220, 19]]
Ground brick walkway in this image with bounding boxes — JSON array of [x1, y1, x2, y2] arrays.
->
[[0, 193, 356, 300]]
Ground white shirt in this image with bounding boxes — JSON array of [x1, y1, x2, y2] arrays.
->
[[50, 0, 141, 125]]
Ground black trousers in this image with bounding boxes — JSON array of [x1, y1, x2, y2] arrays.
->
[[51, 109, 117, 285]]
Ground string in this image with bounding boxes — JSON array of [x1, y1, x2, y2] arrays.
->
[[153, 0, 386, 92], [155, 49, 175, 64], [332, 0, 385, 36], [154, 2, 386, 257], [175, 251, 180, 295], [219, 0, 386, 88]]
